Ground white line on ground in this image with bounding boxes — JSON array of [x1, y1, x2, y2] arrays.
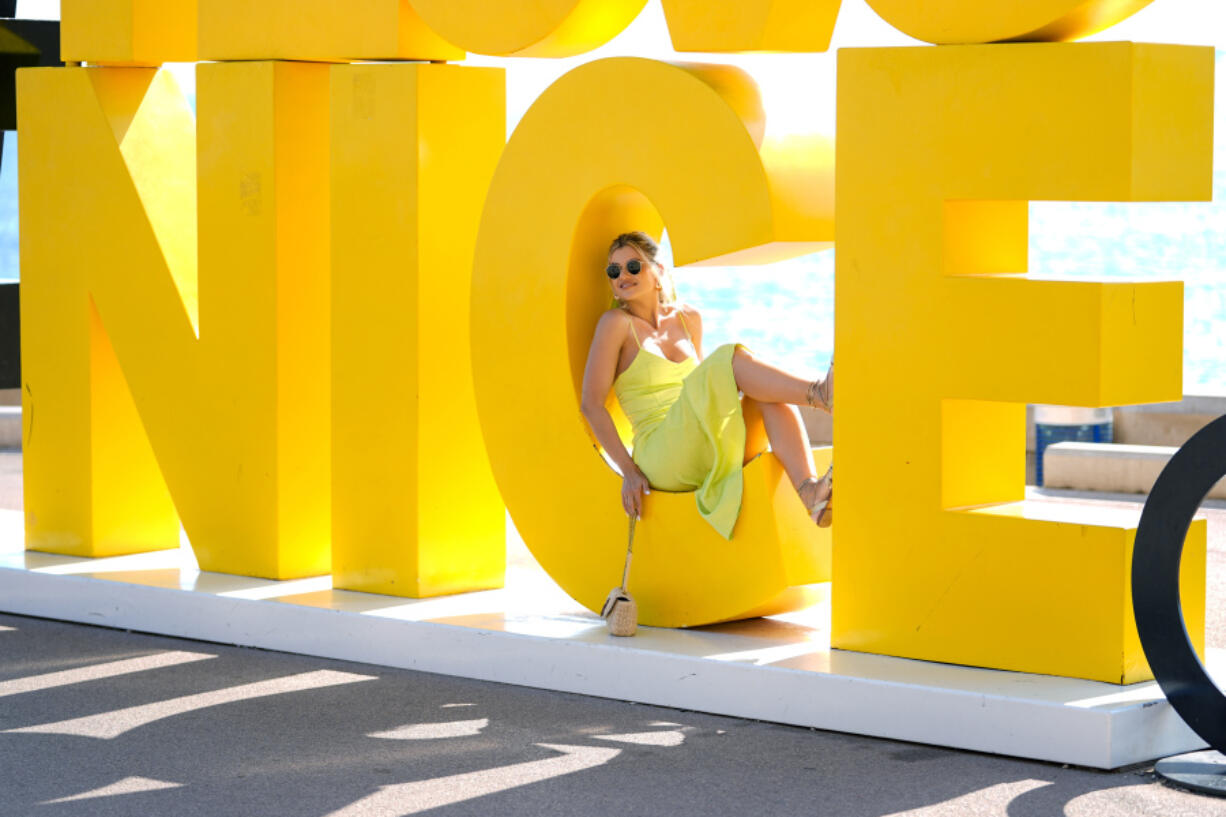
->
[[368, 719, 489, 740], [886, 780, 1050, 816], [594, 730, 686, 747], [0, 651, 216, 698], [5, 669, 376, 739], [322, 744, 620, 817], [40, 777, 183, 804]]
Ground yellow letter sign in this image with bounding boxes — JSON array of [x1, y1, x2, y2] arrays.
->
[[866, 0, 1157, 44], [834, 40, 1212, 683], [61, 0, 196, 64], [330, 62, 507, 597], [19, 62, 333, 578], [198, 0, 462, 62], [472, 58, 835, 627], [661, 0, 842, 52], [407, 0, 645, 57]]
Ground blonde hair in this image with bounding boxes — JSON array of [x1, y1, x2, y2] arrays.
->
[[608, 231, 676, 304]]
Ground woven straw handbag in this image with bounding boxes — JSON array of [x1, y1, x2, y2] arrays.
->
[[600, 517, 638, 637]]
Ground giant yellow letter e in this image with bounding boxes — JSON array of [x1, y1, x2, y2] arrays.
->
[[834, 43, 1212, 683]]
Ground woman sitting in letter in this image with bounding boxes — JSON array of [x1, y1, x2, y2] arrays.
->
[[581, 232, 833, 535]]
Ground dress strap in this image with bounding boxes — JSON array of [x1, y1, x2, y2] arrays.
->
[[676, 309, 694, 343], [625, 312, 642, 348], [676, 308, 699, 359]]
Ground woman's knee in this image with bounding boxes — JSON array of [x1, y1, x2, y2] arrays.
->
[[731, 346, 754, 389]]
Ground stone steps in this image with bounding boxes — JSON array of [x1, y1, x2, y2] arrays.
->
[[1042, 440, 1226, 500]]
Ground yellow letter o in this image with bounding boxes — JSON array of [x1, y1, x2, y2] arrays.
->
[[407, 0, 647, 57], [866, 0, 1156, 44], [471, 58, 834, 627]]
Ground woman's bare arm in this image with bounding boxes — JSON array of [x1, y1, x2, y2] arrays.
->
[[581, 310, 650, 517], [580, 311, 632, 469]]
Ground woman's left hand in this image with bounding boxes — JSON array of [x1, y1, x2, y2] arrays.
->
[[621, 465, 651, 520]]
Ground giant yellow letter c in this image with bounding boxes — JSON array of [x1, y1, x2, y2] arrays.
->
[[472, 58, 834, 627]]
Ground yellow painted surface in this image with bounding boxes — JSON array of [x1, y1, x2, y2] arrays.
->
[[471, 58, 833, 628], [18, 64, 331, 579], [330, 63, 507, 597], [834, 42, 1212, 683], [866, 0, 1155, 44], [943, 506, 1204, 685], [61, 0, 196, 64], [198, 0, 462, 62], [18, 67, 189, 558], [408, 0, 644, 57], [661, 0, 841, 53]]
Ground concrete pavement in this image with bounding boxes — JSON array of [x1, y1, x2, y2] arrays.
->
[[3, 450, 1226, 814], [2, 612, 1225, 817]]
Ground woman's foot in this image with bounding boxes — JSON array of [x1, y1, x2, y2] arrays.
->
[[797, 466, 833, 528], [806, 363, 833, 413]]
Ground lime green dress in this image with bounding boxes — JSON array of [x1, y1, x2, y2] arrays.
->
[[613, 314, 746, 539]]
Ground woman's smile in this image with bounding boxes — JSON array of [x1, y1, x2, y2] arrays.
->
[[608, 245, 654, 300]]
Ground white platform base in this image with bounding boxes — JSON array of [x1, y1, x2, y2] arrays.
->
[[0, 509, 1208, 770]]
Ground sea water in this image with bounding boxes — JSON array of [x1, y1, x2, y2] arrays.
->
[[669, 188, 1226, 397]]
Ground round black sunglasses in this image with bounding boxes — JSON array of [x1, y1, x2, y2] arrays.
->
[[606, 258, 643, 279]]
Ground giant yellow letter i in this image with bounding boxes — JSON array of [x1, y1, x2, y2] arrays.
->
[[16, 0, 1213, 684]]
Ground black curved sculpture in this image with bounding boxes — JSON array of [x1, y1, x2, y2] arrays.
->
[[1133, 413, 1226, 793]]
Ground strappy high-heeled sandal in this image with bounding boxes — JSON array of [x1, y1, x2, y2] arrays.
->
[[805, 363, 833, 413], [797, 465, 833, 528]]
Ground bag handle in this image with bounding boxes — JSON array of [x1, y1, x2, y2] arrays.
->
[[619, 516, 635, 590]]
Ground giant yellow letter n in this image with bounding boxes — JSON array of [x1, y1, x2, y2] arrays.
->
[[834, 40, 1212, 683], [18, 63, 332, 578]]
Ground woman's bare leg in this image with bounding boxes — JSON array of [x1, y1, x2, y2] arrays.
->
[[732, 347, 825, 407], [735, 349, 833, 520], [759, 402, 817, 489], [742, 394, 817, 488]]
